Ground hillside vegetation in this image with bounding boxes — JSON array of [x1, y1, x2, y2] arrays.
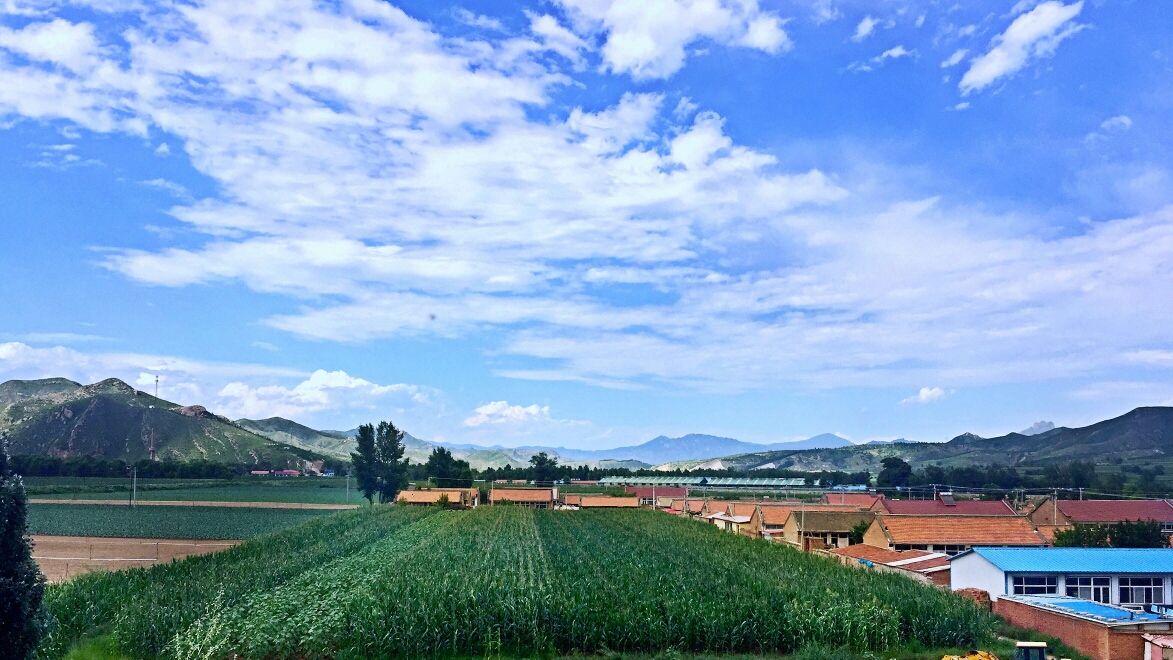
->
[[0, 378, 313, 467], [665, 407, 1173, 475]]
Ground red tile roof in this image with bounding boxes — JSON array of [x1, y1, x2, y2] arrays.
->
[[1057, 499, 1173, 523], [828, 544, 949, 572], [875, 514, 1047, 546], [490, 488, 554, 503], [624, 486, 687, 499], [879, 499, 1016, 516], [821, 493, 884, 507], [759, 504, 864, 526]]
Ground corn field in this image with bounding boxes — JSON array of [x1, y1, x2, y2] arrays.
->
[[40, 506, 996, 658]]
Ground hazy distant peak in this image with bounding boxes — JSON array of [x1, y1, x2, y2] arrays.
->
[[1020, 421, 1055, 435]]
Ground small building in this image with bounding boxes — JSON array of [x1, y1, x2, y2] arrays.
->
[[1027, 498, 1173, 536], [561, 494, 584, 509], [993, 596, 1173, 660], [490, 487, 556, 509], [864, 514, 1047, 555], [397, 488, 478, 508], [249, 470, 270, 476], [950, 547, 1173, 607], [274, 469, 301, 477], [747, 503, 861, 539], [1144, 634, 1173, 659], [624, 486, 688, 506], [579, 496, 639, 508], [826, 544, 951, 586], [875, 492, 1018, 516], [667, 498, 707, 517], [781, 510, 876, 551], [705, 502, 758, 535], [569, 479, 599, 485]]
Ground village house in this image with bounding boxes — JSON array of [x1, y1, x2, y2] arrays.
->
[[825, 544, 951, 586], [490, 487, 556, 509], [561, 494, 584, 509], [780, 510, 876, 551], [624, 486, 688, 506], [821, 492, 884, 508], [950, 547, 1173, 607], [579, 495, 639, 508], [1026, 498, 1173, 539], [746, 503, 863, 539], [706, 502, 758, 535], [398, 488, 479, 508], [992, 596, 1173, 660], [864, 514, 1048, 555], [667, 498, 707, 517], [874, 492, 1018, 516]]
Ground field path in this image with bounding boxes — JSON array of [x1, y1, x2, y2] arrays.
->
[[29, 498, 358, 510]]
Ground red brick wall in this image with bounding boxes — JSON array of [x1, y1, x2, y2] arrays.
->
[[993, 599, 1146, 660]]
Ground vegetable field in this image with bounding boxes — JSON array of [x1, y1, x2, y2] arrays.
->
[[41, 506, 997, 658], [27, 504, 334, 539], [27, 476, 356, 504]]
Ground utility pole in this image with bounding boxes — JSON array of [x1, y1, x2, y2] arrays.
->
[[132, 466, 137, 507]]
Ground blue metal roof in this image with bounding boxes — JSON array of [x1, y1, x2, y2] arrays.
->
[[1012, 597, 1170, 623], [958, 547, 1173, 573]]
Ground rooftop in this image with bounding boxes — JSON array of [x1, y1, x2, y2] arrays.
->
[[876, 514, 1047, 546], [957, 547, 1173, 573], [880, 498, 1016, 516], [1008, 596, 1173, 625], [788, 510, 875, 531], [579, 496, 639, 508], [1056, 499, 1173, 523], [491, 488, 554, 503]]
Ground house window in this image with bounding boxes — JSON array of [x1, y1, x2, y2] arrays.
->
[[937, 544, 968, 556], [895, 544, 930, 551], [1066, 576, 1110, 603], [1012, 575, 1058, 596], [1119, 577, 1164, 606]]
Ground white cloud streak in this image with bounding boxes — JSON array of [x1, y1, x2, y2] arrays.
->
[[959, 1, 1085, 94]]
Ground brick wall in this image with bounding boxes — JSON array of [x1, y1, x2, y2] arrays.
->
[[993, 598, 1145, 660]]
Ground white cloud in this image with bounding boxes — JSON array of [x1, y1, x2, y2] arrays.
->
[[1099, 115, 1132, 134], [453, 8, 505, 32], [153, 142, 170, 156], [464, 400, 551, 427], [14, 332, 109, 343], [959, 1, 1085, 95], [216, 369, 424, 420], [526, 11, 589, 64], [1123, 349, 1173, 368], [940, 48, 968, 68], [555, 0, 792, 80], [849, 45, 915, 72], [0, 18, 99, 73], [851, 16, 890, 42], [900, 386, 948, 405]]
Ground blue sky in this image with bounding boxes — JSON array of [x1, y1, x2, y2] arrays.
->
[[2, 0, 1171, 449]]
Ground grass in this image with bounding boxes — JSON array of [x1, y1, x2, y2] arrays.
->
[[40, 506, 998, 659], [27, 503, 338, 539]]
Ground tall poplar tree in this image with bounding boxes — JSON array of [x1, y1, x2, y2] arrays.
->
[[0, 436, 47, 657]]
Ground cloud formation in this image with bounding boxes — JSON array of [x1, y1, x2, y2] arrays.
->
[[555, 0, 792, 79], [960, 1, 1085, 94], [901, 386, 948, 405], [464, 401, 552, 427]]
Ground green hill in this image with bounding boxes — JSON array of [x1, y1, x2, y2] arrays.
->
[[666, 406, 1173, 474], [0, 378, 316, 467], [236, 417, 356, 459]]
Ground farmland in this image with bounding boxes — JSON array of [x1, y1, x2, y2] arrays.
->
[[27, 503, 335, 539], [26, 476, 358, 504], [40, 506, 997, 658]]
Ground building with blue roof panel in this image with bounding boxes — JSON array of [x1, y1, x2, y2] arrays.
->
[[951, 547, 1173, 608]]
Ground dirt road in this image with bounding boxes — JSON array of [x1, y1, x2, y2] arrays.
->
[[31, 535, 241, 582]]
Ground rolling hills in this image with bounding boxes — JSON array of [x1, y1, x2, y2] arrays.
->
[[663, 406, 1173, 474], [0, 378, 315, 467]]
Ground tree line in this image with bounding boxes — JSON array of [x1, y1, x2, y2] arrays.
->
[[876, 457, 1166, 497]]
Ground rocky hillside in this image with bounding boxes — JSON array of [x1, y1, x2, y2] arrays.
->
[[0, 378, 315, 467]]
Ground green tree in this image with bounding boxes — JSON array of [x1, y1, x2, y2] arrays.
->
[[0, 436, 48, 657], [1108, 519, 1166, 548], [529, 452, 559, 484], [350, 420, 410, 504], [877, 457, 912, 488], [424, 447, 473, 488], [848, 519, 871, 545], [350, 423, 380, 504], [1053, 524, 1110, 548]]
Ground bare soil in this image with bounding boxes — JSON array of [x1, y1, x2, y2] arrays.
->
[[31, 535, 241, 582]]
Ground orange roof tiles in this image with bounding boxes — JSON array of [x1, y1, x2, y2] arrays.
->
[[821, 493, 884, 507], [875, 514, 1047, 546], [398, 490, 448, 504], [579, 496, 639, 508], [759, 504, 866, 526], [491, 488, 554, 503], [879, 499, 1017, 516]]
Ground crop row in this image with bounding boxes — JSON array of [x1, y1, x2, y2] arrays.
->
[[42, 505, 995, 658], [26, 503, 334, 540]]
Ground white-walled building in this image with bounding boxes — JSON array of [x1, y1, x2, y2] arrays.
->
[[951, 547, 1173, 608]]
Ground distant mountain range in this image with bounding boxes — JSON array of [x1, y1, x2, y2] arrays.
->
[[7, 377, 1170, 476], [664, 407, 1173, 474], [0, 378, 312, 467]]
